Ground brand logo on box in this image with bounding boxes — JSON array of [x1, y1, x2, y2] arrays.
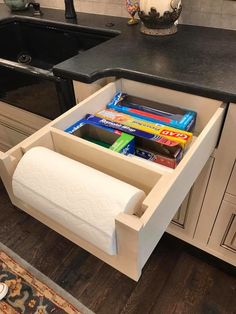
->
[[160, 130, 190, 140]]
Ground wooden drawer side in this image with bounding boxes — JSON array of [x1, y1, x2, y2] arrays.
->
[[139, 104, 225, 267]]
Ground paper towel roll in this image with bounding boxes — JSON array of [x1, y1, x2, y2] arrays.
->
[[12, 147, 145, 255]]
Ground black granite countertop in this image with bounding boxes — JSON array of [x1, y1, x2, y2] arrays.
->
[[1, 4, 236, 103]]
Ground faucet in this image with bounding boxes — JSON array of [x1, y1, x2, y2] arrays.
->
[[65, 0, 77, 19]]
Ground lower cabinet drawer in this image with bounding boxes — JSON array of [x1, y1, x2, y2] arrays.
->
[[0, 79, 226, 280], [208, 199, 236, 266]]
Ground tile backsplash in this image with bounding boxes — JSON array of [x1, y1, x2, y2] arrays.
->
[[180, 0, 236, 30], [1, 0, 236, 30], [38, 0, 129, 18]]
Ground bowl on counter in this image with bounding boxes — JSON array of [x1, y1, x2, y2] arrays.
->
[[4, 0, 28, 11]]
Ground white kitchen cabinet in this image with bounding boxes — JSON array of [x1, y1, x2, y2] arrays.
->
[[0, 100, 49, 154], [167, 157, 214, 242], [208, 198, 236, 266], [227, 162, 236, 197], [195, 104, 236, 245]]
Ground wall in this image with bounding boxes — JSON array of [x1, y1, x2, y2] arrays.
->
[[1, 0, 236, 30], [181, 0, 236, 30], [38, 0, 236, 30], [38, 0, 130, 18]]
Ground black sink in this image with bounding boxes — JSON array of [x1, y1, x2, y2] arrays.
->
[[0, 19, 117, 70], [0, 19, 118, 119]]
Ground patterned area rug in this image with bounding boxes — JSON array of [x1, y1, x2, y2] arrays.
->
[[0, 243, 94, 314]]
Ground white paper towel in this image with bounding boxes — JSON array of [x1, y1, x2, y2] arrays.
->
[[12, 147, 145, 255]]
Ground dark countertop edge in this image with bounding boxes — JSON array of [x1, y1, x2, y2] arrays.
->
[[53, 67, 236, 104]]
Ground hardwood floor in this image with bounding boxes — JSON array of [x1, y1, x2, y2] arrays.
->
[[0, 180, 235, 314]]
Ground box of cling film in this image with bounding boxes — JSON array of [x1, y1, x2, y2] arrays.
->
[[64, 118, 135, 156], [109, 133, 135, 154], [96, 109, 192, 150]]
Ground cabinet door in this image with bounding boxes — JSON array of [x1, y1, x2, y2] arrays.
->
[[167, 157, 214, 242], [208, 199, 236, 266], [227, 161, 236, 197], [0, 123, 27, 152], [0, 101, 49, 153], [171, 193, 191, 228], [194, 104, 236, 244]]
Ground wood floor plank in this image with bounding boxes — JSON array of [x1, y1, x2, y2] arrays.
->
[[120, 235, 184, 314], [91, 267, 136, 314], [50, 244, 91, 286], [57, 254, 104, 298], [195, 264, 236, 314], [78, 262, 134, 313], [149, 251, 236, 314]]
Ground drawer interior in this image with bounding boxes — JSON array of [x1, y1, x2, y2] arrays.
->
[[51, 79, 225, 172]]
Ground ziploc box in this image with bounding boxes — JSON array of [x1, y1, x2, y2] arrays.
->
[[85, 115, 183, 168], [134, 147, 182, 169], [95, 109, 193, 151], [64, 118, 135, 156], [107, 92, 196, 132]]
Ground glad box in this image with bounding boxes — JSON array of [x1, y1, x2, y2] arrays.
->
[[159, 129, 191, 141]]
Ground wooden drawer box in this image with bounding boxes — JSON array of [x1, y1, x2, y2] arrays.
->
[[0, 79, 226, 280]]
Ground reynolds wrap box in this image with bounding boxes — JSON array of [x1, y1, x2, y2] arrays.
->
[[64, 118, 135, 156], [95, 109, 193, 151]]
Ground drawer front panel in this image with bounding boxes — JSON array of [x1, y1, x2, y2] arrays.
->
[[208, 200, 236, 264], [227, 161, 236, 197]]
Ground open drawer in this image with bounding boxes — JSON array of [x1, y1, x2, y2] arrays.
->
[[0, 79, 226, 280]]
